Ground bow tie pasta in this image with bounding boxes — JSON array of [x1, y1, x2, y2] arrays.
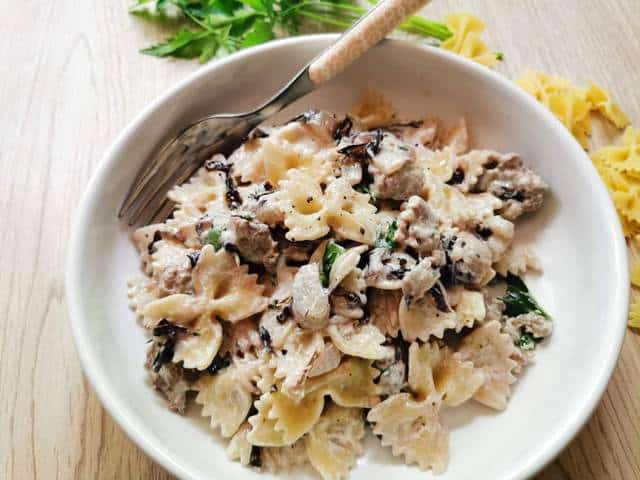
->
[[128, 93, 552, 477]]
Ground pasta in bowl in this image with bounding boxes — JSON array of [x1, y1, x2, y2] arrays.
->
[[127, 92, 554, 478], [67, 35, 628, 480]]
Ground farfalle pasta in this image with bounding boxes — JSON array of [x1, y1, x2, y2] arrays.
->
[[127, 91, 553, 476], [517, 70, 630, 149], [278, 171, 378, 244], [195, 364, 254, 437], [441, 13, 500, 67], [305, 403, 365, 480]]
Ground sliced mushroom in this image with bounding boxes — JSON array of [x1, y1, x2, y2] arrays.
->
[[291, 263, 330, 330]]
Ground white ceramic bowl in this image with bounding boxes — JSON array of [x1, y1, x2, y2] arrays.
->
[[66, 35, 629, 480]]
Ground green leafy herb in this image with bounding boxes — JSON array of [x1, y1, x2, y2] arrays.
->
[[206, 226, 224, 250], [320, 241, 345, 287], [233, 212, 254, 221], [130, 0, 453, 63], [518, 333, 536, 351], [354, 183, 376, 204], [375, 220, 398, 249], [495, 51, 504, 61], [499, 274, 551, 320]]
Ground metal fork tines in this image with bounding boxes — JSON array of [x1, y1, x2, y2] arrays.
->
[[119, 116, 243, 225], [118, 0, 424, 226], [118, 68, 314, 226]]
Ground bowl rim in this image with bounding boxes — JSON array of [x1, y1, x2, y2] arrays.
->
[[66, 33, 629, 480]]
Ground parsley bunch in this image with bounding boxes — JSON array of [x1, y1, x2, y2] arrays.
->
[[131, 0, 452, 63]]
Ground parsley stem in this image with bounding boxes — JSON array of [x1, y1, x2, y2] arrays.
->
[[207, 12, 266, 28], [296, 9, 353, 28], [279, 0, 360, 18], [288, 0, 451, 41], [400, 16, 452, 40], [177, 4, 214, 31]]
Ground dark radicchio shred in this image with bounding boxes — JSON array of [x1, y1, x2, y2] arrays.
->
[[345, 291, 362, 305], [249, 446, 262, 468], [388, 269, 406, 280], [429, 283, 451, 312], [475, 225, 493, 239], [276, 305, 291, 324], [388, 256, 410, 280], [151, 320, 186, 371], [148, 230, 163, 255], [204, 159, 230, 173], [204, 159, 242, 209], [338, 142, 371, 161], [370, 129, 383, 156], [484, 157, 499, 169], [186, 251, 200, 268], [358, 296, 370, 325], [224, 243, 241, 255], [259, 326, 273, 352], [152, 319, 188, 337], [446, 168, 465, 185], [498, 189, 525, 202], [439, 235, 458, 287], [151, 339, 175, 372], [387, 120, 423, 129], [206, 353, 231, 375], [195, 216, 213, 236], [338, 129, 383, 161], [333, 116, 353, 141]]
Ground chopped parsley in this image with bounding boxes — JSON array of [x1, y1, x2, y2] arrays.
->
[[375, 220, 398, 249], [320, 241, 345, 287], [518, 333, 536, 351], [232, 212, 254, 221], [499, 274, 551, 320], [206, 226, 224, 251], [354, 183, 376, 204]]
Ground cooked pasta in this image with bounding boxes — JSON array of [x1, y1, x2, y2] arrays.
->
[[128, 91, 553, 476]]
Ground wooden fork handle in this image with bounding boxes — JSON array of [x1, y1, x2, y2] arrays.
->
[[308, 0, 431, 85]]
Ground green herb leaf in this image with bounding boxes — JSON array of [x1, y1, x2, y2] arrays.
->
[[206, 226, 224, 250], [130, 0, 184, 24], [354, 183, 376, 204], [518, 333, 536, 351], [495, 51, 504, 61], [232, 212, 255, 221], [375, 220, 398, 249], [140, 29, 211, 57], [241, 19, 274, 47], [237, 0, 268, 13], [320, 241, 345, 287], [499, 274, 551, 320], [131, 0, 455, 63]]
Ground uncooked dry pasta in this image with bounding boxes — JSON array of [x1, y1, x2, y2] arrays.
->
[[127, 91, 553, 478]]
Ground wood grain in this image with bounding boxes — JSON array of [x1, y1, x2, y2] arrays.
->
[[1, 0, 638, 479]]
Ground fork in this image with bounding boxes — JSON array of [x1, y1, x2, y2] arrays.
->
[[119, 0, 431, 225]]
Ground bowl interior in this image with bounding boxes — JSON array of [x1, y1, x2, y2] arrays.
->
[[67, 35, 628, 480]]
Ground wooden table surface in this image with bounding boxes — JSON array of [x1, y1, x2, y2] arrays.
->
[[2, 0, 639, 478]]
